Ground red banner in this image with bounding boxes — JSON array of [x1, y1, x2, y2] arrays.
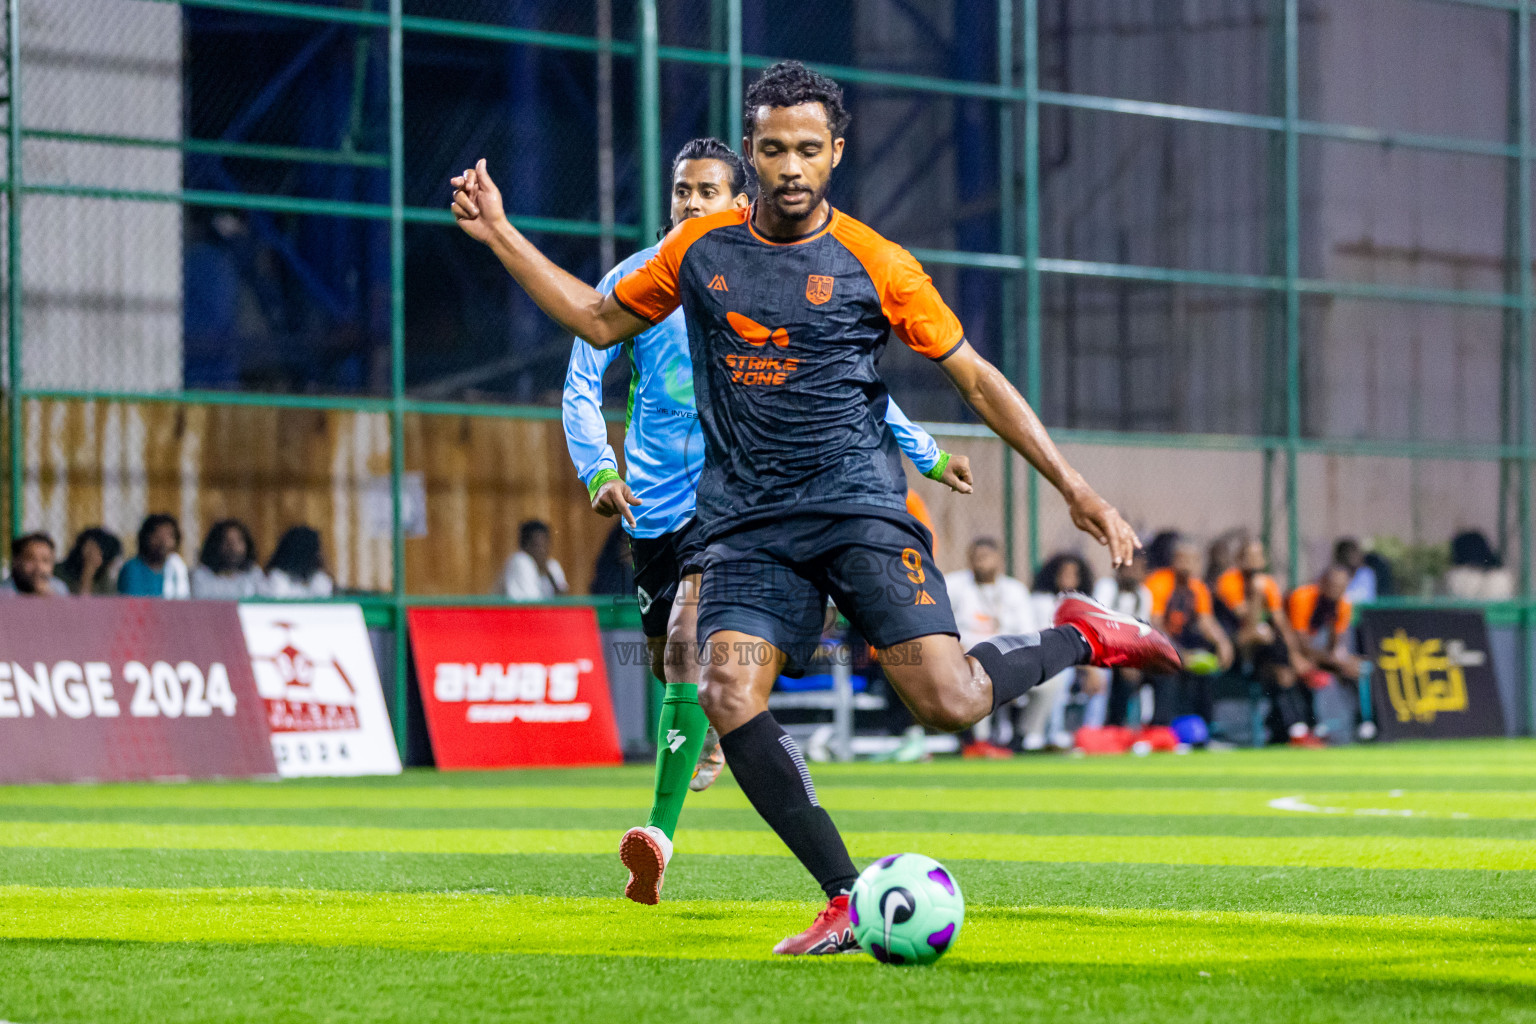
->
[[0, 599, 276, 783], [408, 606, 622, 769]]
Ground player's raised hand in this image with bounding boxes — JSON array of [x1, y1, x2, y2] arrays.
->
[[1066, 489, 1140, 567], [592, 478, 643, 528], [451, 158, 506, 244], [937, 453, 973, 494]]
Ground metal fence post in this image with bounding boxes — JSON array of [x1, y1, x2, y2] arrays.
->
[[389, 0, 409, 757], [5, 0, 20, 540], [726, 0, 743, 148], [998, 0, 1018, 574], [638, 0, 661, 244], [1516, 0, 1535, 735], [1283, 0, 1301, 589], [1022, 0, 1041, 571]]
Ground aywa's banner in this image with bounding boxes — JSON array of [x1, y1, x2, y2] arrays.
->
[[408, 606, 622, 769], [1357, 608, 1506, 740], [0, 599, 276, 783], [239, 603, 401, 778]]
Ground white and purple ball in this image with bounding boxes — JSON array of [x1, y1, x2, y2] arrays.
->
[[848, 852, 965, 965]]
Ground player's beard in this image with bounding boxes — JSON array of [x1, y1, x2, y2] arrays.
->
[[767, 178, 831, 231]]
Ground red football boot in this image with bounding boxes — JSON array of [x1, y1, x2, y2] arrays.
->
[[772, 895, 859, 955], [1055, 592, 1181, 675]]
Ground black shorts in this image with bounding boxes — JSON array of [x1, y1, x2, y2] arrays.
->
[[696, 509, 958, 675], [630, 519, 706, 639], [1249, 632, 1292, 673]]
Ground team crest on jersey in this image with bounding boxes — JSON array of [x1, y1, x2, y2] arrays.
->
[[806, 274, 834, 305]]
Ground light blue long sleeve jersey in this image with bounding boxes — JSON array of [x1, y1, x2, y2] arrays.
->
[[563, 244, 948, 539]]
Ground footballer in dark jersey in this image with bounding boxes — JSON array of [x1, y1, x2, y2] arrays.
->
[[451, 59, 1180, 955]]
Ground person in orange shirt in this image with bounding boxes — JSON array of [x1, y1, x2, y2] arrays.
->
[[1216, 538, 1320, 746], [1287, 564, 1362, 685], [1144, 540, 1233, 726]]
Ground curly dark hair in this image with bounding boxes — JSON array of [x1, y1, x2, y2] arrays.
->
[[672, 137, 756, 200], [1033, 552, 1094, 596], [199, 519, 258, 574], [267, 525, 325, 582], [743, 60, 851, 140]]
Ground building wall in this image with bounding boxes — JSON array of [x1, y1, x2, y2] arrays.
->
[[16, 0, 183, 392]]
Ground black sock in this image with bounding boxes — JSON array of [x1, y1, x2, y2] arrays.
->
[[969, 626, 1091, 712], [719, 711, 858, 899]]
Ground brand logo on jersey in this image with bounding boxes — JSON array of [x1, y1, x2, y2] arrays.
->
[[724, 352, 799, 386], [806, 274, 834, 305], [726, 310, 789, 348], [914, 589, 937, 605], [708, 274, 729, 292]]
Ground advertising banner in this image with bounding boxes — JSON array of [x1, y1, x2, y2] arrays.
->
[[1357, 608, 1506, 740], [0, 599, 276, 783], [408, 606, 622, 769], [239, 603, 402, 778]]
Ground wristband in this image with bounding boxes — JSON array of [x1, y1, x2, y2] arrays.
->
[[922, 451, 952, 481], [586, 468, 622, 502]]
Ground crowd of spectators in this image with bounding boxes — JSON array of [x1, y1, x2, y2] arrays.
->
[[0, 516, 333, 600], [939, 527, 1503, 752]]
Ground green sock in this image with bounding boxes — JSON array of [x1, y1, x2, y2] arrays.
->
[[646, 682, 710, 840]]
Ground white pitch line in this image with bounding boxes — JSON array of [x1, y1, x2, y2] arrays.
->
[[1269, 795, 1417, 817]]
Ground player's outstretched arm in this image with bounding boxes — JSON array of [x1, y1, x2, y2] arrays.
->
[[886, 397, 973, 494], [938, 341, 1140, 566], [451, 159, 647, 349]]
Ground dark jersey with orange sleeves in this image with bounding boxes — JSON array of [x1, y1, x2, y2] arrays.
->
[[1145, 568, 1213, 645], [1215, 568, 1283, 618], [612, 205, 966, 537], [1287, 583, 1352, 637]]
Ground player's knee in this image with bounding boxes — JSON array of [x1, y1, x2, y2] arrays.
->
[[698, 669, 751, 726]]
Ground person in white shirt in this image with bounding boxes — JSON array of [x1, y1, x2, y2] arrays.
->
[[1024, 553, 1095, 749], [945, 537, 1047, 757], [265, 526, 335, 598], [502, 519, 568, 600], [1090, 549, 1153, 728], [190, 519, 268, 600]]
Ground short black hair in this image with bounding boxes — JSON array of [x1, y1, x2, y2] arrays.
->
[[672, 137, 756, 200], [969, 536, 1001, 552], [519, 520, 550, 549], [11, 531, 53, 560], [743, 60, 851, 140], [138, 513, 181, 554]]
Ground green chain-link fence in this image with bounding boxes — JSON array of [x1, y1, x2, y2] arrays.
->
[[2, 0, 1533, 746]]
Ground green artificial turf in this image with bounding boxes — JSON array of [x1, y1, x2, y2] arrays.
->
[[1, 740, 1533, 1023]]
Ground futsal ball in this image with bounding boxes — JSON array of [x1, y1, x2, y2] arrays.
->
[[848, 853, 964, 965]]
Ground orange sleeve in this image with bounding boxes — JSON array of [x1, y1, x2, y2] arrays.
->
[[611, 208, 740, 323], [1191, 579, 1214, 616], [1336, 598, 1353, 636], [1288, 585, 1318, 633], [833, 217, 964, 360], [905, 491, 935, 552], [1145, 570, 1172, 616], [1214, 569, 1242, 610], [1262, 576, 1283, 613]]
